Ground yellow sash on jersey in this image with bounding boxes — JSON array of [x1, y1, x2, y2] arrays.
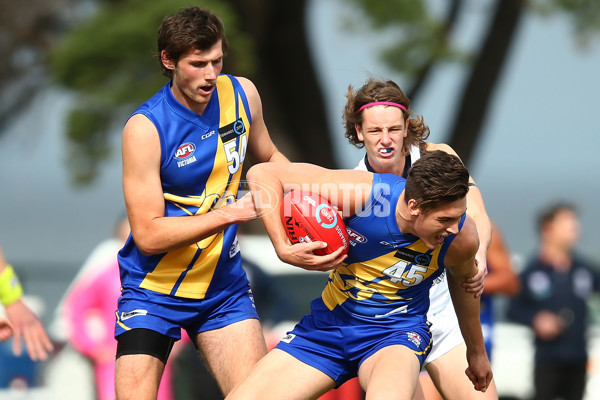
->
[[322, 241, 442, 311], [140, 76, 251, 298]]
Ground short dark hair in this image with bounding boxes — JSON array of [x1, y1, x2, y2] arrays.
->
[[405, 150, 470, 214], [157, 7, 228, 78], [536, 202, 577, 232]]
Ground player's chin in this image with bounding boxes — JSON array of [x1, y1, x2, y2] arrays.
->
[[423, 236, 444, 249]]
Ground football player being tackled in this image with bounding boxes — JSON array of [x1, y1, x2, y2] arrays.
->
[[226, 150, 492, 400]]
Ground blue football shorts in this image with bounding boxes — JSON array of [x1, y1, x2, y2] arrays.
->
[[275, 298, 432, 387], [114, 283, 259, 341]]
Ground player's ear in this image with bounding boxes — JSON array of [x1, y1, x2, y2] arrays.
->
[[355, 123, 365, 142], [407, 199, 420, 216], [161, 50, 175, 70]]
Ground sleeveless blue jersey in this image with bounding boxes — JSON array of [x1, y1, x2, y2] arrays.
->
[[118, 74, 252, 300], [322, 173, 465, 324]]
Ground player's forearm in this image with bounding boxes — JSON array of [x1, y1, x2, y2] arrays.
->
[[132, 206, 250, 255], [448, 272, 487, 354]]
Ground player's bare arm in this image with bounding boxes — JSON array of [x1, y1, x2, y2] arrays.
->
[[444, 216, 493, 392], [238, 77, 288, 164], [122, 114, 257, 255], [247, 163, 371, 270], [426, 142, 491, 296]]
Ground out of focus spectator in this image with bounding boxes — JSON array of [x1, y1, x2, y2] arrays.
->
[[0, 244, 53, 361], [50, 215, 131, 342], [61, 216, 177, 400], [45, 216, 130, 399], [0, 244, 53, 389], [508, 202, 600, 400]]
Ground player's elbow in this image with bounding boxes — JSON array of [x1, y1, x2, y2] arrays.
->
[[131, 232, 162, 256], [135, 241, 157, 256], [248, 163, 278, 186], [247, 162, 286, 191], [246, 164, 263, 183]]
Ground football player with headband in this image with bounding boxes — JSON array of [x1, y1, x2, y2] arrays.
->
[[344, 78, 497, 400]]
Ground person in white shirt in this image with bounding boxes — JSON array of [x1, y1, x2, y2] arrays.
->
[[345, 78, 496, 400]]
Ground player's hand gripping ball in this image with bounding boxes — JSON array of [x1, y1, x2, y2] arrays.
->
[[281, 190, 349, 256]]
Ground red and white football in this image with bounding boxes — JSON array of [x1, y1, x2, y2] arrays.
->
[[280, 190, 349, 256]]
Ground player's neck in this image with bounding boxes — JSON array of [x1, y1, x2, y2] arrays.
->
[[170, 82, 210, 115], [367, 155, 406, 177], [395, 192, 414, 234]]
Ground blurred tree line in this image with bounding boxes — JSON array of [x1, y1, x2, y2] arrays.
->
[[1, 0, 599, 185]]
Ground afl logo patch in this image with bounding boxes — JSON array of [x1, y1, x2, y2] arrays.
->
[[174, 142, 196, 159], [174, 142, 198, 168], [346, 227, 367, 243], [407, 331, 422, 347]]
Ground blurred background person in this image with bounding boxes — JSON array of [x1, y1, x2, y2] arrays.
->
[[508, 202, 600, 400], [49, 214, 132, 345], [0, 244, 54, 390], [45, 215, 132, 399], [62, 217, 175, 400], [0, 245, 53, 361], [61, 215, 178, 400]]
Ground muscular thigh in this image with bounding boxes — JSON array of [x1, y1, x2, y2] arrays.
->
[[115, 354, 165, 400], [226, 349, 336, 400], [426, 342, 497, 400], [114, 328, 175, 400], [195, 318, 267, 395], [359, 345, 421, 400]]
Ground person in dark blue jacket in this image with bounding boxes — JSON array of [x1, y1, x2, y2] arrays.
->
[[508, 202, 600, 400]]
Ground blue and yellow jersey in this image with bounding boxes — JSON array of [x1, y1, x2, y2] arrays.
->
[[118, 74, 251, 300], [322, 173, 464, 324]]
